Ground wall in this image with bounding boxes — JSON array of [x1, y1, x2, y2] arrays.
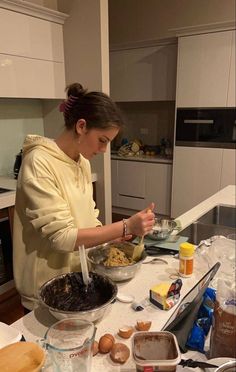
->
[[109, 0, 235, 46], [113, 101, 175, 149], [0, 99, 44, 176], [42, 100, 64, 139]]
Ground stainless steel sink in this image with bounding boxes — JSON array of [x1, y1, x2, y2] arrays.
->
[[197, 205, 236, 228], [179, 205, 236, 245]]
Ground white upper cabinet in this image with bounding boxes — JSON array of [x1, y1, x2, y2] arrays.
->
[[176, 30, 234, 108], [227, 30, 236, 107], [110, 43, 177, 102], [0, 8, 64, 62], [0, 5, 67, 98]]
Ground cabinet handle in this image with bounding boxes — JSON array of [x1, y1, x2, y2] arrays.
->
[[119, 193, 145, 199]]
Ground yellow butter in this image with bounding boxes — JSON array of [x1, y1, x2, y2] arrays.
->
[[151, 282, 170, 297]]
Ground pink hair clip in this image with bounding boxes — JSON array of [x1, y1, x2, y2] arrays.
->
[[59, 100, 66, 113]]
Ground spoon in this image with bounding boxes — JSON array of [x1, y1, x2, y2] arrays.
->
[[79, 245, 91, 287], [132, 235, 144, 261], [142, 257, 168, 265]]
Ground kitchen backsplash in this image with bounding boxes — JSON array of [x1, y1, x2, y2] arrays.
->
[[0, 99, 44, 177], [112, 101, 175, 149]]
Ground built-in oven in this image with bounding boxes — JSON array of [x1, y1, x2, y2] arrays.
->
[[171, 107, 236, 218], [0, 215, 13, 287], [175, 108, 236, 148]]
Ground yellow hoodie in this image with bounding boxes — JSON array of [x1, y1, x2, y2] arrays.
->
[[13, 135, 101, 310]]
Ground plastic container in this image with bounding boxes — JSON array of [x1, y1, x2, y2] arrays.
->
[[179, 242, 195, 277], [0, 322, 22, 348], [132, 331, 181, 371]]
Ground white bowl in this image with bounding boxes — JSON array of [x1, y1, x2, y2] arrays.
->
[[205, 358, 236, 372]]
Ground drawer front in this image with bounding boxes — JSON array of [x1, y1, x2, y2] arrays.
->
[[117, 194, 146, 210], [117, 161, 145, 198]]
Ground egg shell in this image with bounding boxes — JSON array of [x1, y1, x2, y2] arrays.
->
[[136, 320, 152, 331], [110, 343, 130, 364], [92, 341, 99, 356], [118, 326, 134, 339], [98, 334, 115, 353]]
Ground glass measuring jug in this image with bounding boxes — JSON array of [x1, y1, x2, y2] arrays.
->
[[41, 318, 96, 372]]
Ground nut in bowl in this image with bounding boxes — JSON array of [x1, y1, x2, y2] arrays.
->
[[147, 218, 178, 241], [87, 242, 147, 282], [39, 271, 117, 322]]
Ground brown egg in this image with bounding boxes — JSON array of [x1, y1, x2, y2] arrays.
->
[[92, 341, 99, 356], [110, 343, 130, 364], [118, 326, 134, 339], [136, 320, 152, 331], [98, 333, 115, 354]]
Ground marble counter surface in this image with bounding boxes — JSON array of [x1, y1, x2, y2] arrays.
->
[[0, 176, 16, 209], [0, 173, 98, 209], [11, 185, 236, 371], [12, 256, 204, 372]]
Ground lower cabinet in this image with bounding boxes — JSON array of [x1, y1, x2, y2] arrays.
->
[[0, 207, 14, 287], [111, 159, 172, 216], [171, 147, 235, 218], [145, 163, 172, 216], [220, 149, 236, 189]]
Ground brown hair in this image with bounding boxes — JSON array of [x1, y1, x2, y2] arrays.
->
[[60, 83, 124, 131]]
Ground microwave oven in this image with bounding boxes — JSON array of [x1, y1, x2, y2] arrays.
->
[[175, 108, 236, 148]]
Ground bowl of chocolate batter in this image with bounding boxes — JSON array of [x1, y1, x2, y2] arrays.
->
[[39, 272, 117, 322]]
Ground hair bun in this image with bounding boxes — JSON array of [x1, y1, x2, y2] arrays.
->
[[66, 83, 87, 98]]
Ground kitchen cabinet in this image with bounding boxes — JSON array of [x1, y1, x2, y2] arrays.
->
[[111, 160, 146, 211], [176, 30, 235, 108], [109, 42, 177, 102], [220, 149, 236, 189], [171, 147, 223, 218], [0, 5, 67, 98], [111, 159, 172, 215], [145, 162, 172, 216], [227, 30, 236, 107]]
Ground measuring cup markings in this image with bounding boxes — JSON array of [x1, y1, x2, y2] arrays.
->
[[41, 319, 95, 372]]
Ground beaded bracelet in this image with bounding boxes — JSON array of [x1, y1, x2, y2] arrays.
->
[[122, 218, 128, 237]]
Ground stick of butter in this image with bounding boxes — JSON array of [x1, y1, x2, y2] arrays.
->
[[149, 279, 182, 310]]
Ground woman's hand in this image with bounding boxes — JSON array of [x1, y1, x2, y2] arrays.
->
[[126, 203, 155, 237]]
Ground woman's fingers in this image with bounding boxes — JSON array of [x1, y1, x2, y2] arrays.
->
[[140, 203, 155, 215], [127, 204, 155, 236]]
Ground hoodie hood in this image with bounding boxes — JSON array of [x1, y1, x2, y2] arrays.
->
[[23, 134, 71, 163], [22, 135, 90, 187]]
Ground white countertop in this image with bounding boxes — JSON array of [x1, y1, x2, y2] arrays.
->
[[13, 257, 201, 372], [11, 185, 236, 371], [111, 153, 173, 164], [0, 176, 17, 209], [0, 173, 98, 209]]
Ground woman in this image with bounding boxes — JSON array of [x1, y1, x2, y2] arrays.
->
[[13, 83, 155, 311]]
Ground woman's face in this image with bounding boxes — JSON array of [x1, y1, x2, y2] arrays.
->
[[77, 121, 119, 160]]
